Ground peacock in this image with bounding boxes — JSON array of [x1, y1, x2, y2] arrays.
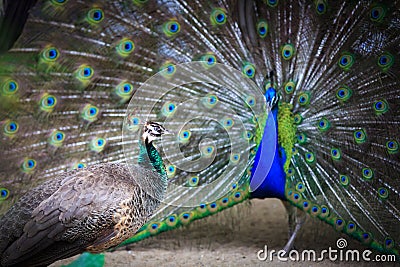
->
[[0, 0, 399, 265], [0, 121, 170, 266]]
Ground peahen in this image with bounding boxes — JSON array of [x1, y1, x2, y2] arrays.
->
[[0, 121, 170, 266], [0, 0, 399, 265]]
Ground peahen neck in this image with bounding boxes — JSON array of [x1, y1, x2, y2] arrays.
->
[[138, 138, 167, 178], [137, 133, 168, 198]]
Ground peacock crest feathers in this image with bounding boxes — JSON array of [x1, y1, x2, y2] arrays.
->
[[0, 0, 399, 260]]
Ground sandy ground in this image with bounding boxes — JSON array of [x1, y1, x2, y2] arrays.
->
[[52, 199, 397, 267]]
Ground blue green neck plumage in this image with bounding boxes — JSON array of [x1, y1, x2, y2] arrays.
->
[[250, 89, 288, 200], [138, 136, 167, 180]]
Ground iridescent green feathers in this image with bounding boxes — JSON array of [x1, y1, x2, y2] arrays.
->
[[265, 1, 400, 255]]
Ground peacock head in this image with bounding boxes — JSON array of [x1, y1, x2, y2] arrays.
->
[[142, 121, 171, 144]]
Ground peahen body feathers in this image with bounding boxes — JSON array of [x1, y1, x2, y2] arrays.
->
[[0, 0, 399, 265], [0, 122, 169, 266]]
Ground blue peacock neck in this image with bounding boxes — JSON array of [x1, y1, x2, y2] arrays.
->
[[250, 105, 287, 200], [250, 88, 290, 200]]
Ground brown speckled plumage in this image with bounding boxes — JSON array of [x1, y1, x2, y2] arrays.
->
[[0, 122, 169, 267]]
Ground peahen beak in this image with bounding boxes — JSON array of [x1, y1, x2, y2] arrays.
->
[[163, 129, 173, 135]]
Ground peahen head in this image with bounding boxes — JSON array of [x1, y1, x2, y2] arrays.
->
[[142, 121, 171, 144]]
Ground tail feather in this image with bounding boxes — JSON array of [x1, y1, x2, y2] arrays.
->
[[119, 183, 250, 247]]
